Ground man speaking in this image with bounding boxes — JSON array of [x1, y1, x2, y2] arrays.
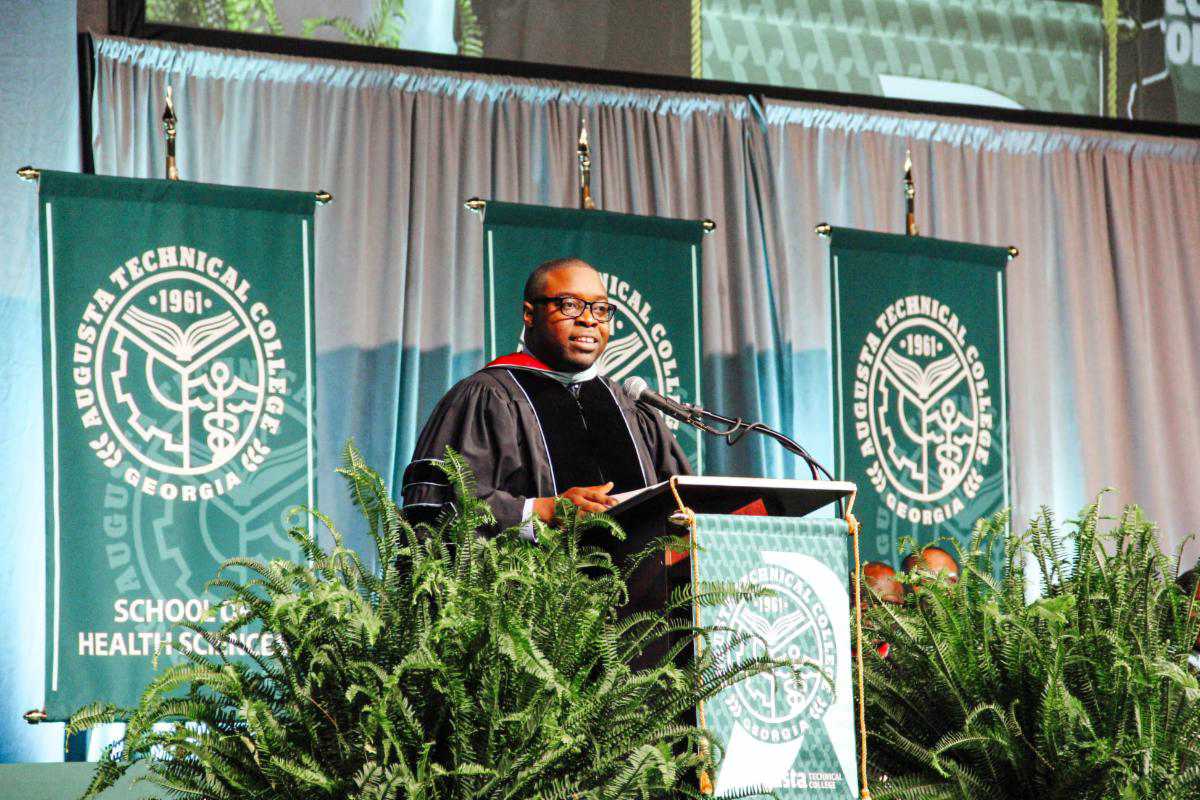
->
[[401, 257, 692, 532]]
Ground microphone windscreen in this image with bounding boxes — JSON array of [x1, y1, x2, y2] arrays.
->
[[622, 375, 648, 401]]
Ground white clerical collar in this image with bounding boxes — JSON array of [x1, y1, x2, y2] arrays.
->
[[518, 345, 598, 385]]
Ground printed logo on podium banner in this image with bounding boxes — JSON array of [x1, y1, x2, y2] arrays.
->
[[829, 228, 1010, 568], [712, 561, 837, 742], [697, 515, 858, 798], [481, 202, 706, 470], [38, 171, 317, 718]]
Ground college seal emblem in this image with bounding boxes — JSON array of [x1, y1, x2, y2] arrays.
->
[[73, 245, 295, 503], [852, 294, 996, 527], [713, 563, 837, 744]]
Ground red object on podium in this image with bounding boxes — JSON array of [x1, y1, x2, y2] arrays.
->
[[663, 496, 768, 566], [732, 497, 769, 516]]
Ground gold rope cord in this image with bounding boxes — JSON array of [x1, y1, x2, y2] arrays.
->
[[846, 490, 871, 799], [668, 476, 711, 794]]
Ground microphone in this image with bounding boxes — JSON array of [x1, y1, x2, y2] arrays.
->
[[621, 376, 700, 424], [621, 374, 835, 484]]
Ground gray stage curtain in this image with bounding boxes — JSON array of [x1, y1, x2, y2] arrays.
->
[[90, 35, 781, 558], [0, 0, 81, 762], [762, 102, 1200, 565], [87, 35, 1200, 569]]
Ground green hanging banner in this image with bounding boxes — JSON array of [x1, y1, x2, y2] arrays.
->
[[481, 201, 706, 469], [697, 514, 858, 798], [38, 171, 317, 719], [829, 228, 1010, 568]]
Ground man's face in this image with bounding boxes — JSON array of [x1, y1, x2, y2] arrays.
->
[[523, 265, 610, 372]]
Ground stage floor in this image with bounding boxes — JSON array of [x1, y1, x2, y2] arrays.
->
[[0, 762, 157, 798]]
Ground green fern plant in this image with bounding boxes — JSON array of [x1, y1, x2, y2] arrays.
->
[[68, 442, 790, 799], [146, 0, 283, 34], [223, 0, 283, 35], [455, 0, 484, 57], [860, 502, 1200, 799], [303, 0, 407, 48]]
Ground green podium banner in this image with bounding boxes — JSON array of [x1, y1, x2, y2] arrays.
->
[[38, 171, 317, 719], [830, 228, 1010, 568], [481, 201, 706, 469], [697, 514, 858, 797]]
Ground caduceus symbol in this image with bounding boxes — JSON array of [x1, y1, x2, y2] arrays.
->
[[197, 361, 240, 460]]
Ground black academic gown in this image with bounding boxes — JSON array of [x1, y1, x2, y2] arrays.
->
[[402, 366, 692, 531]]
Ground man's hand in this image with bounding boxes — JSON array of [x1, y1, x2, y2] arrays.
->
[[533, 482, 617, 523]]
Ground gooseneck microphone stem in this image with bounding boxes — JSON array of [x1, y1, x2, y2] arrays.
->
[[691, 406, 829, 482], [687, 406, 841, 517], [621, 376, 836, 494]]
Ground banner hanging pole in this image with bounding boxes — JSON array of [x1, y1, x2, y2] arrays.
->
[[163, 86, 179, 181], [578, 121, 595, 210], [904, 150, 918, 237], [16, 167, 332, 205], [816, 223, 1016, 259]]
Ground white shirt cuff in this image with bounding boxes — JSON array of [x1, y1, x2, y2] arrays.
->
[[519, 498, 538, 543]]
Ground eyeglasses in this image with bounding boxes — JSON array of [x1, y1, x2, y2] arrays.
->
[[531, 296, 616, 322]]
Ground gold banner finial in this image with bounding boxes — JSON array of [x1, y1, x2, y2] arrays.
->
[[578, 121, 595, 210], [163, 85, 179, 181], [904, 150, 918, 237]]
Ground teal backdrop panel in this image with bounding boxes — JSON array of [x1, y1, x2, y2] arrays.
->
[[482, 201, 706, 470], [702, 0, 1102, 115], [697, 514, 857, 798], [38, 171, 317, 719], [830, 229, 1010, 568]]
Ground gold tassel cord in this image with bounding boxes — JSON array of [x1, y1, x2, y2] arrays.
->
[[667, 477, 711, 794], [846, 490, 871, 799]]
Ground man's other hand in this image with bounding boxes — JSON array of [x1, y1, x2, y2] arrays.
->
[[533, 482, 617, 522]]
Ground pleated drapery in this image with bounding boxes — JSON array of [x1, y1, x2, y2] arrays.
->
[[87, 35, 1200, 570], [0, 0, 81, 763]]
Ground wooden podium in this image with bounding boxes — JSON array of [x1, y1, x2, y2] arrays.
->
[[595, 475, 862, 798]]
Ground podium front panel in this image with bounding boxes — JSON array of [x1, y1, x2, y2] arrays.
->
[[695, 514, 858, 799]]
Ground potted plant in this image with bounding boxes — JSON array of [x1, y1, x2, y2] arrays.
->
[[859, 502, 1200, 799], [69, 444, 791, 799]]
